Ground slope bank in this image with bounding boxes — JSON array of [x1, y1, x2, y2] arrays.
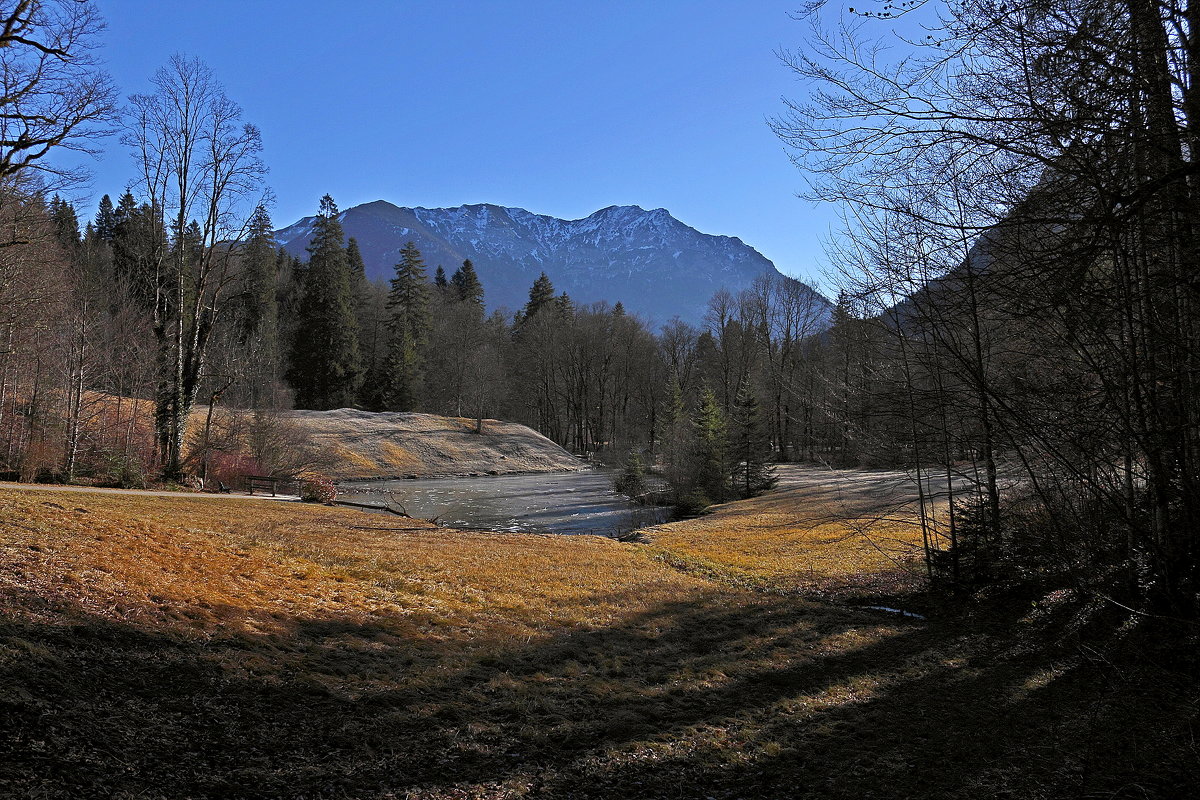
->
[[285, 408, 585, 480]]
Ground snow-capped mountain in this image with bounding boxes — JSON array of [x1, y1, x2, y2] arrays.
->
[[275, 200, 824, 326]]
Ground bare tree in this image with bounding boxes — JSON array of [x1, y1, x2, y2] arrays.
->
[[124, 55, 267, 479], [0, 1, 115, 192], [775, 0, 1200, 610]]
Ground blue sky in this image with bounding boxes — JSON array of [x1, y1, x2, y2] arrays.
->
[[80, 1, 846, 288]]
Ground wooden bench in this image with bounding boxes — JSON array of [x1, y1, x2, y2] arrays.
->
[[246, 475, 278, 496]]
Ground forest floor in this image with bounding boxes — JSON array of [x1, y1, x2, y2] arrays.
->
[[0, 471, 1196, 799]]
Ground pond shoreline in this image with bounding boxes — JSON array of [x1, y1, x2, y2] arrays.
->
[[344, 470, 670, 537], [337, 464, 590, 489]]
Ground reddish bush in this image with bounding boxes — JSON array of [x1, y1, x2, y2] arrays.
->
[[300, 474, 337, 504], [205, 451, 265, 491]]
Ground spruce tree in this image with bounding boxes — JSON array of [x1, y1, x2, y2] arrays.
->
[[450, 258, 485, 310], [554, 291, 575, 320], [237, 205, 280, 406], [111, 194, 162, 313], [239, 206, 278, 335], [344, 235, 373, 347], [380, 240, 431, 410], [48, 196, 80, 252], [94, 194, 116, 241], [614, 451, 648, 500], [693, 387, 729, 504], [286, 195, 362, 409], [346, 236, 366, 282], [729, 383, 777, 498], [660, 379, 692, 499], [434, 265, 448, 288], [520, 271, 555, 322]]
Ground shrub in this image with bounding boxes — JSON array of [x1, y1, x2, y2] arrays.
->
[[673, 491, 712, 518], [613, 452, 648, 501], [300, 474, 338, 504], [103, 454, 148, 489]]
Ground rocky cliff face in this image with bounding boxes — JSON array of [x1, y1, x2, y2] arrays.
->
[[275, 200, 820, 326]]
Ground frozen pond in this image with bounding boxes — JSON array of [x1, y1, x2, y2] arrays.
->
[[345, 470, 670, 537]]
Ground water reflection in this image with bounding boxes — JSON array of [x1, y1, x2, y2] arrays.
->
[[346, 470, 670, 537]]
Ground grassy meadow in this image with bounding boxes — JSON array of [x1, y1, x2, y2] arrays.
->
[[0, 478, 1195, 799]]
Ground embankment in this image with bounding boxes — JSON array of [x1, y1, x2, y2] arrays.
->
[[285, 408, 584, 480]]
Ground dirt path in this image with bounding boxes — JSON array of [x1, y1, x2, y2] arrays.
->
[[0, 481, 300, 502]]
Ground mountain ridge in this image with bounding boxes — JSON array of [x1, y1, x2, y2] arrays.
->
[[274, 200, 826, 326]]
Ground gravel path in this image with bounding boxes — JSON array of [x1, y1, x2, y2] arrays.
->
[[0, 481, 300, 502]]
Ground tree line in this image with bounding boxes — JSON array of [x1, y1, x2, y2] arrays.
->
[[3, 167, 860, 509]]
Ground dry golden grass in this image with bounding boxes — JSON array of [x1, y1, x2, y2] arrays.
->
[[644, 466, 934, 597], [0, 488, 711, 642], [0, 480, 1193, 799]]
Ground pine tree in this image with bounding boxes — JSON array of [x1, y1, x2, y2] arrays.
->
[[434, 265, 448, 288], [450, 258, 485, 310], [287, 195, 362, 409], [729, 383, 776, 498], [379, 240, 431, 410]]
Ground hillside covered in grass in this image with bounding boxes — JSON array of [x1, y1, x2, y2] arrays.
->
[[284, 408, 585, 480], [0, 481, 1195, 799]]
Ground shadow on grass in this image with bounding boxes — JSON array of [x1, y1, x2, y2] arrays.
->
[[1, 590, 1195, 799]]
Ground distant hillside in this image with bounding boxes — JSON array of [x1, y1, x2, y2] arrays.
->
[[284, 409, 584, 480], [275, 201, 827, 326]]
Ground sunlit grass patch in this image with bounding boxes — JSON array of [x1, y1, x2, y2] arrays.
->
[[644, 468, 931, 597], [0, 482, 1191, 799]]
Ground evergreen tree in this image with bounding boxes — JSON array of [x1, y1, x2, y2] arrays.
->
[[660, 378, 691, 495], [450, 258, 484, 310], [113, 190, 138, 230], [344, 235, 373, 347], [345, 236, 366, 282], [554, 291, 575, 319], [94, 194, 116, 241], [519, 271, 555, 322], [379, 240, 431, 410], [614, 451, 648, 500], [693, 387, 729, 504], [287, 195, 362, 409], [111, 194, 162, 313], [236, 205, 280, 406], [48, 196, 80, 252], [238, 207, 277, 335], [434, 265, 448, 288], [729, 383, 776, 498], [613, 301, 625, 316]]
